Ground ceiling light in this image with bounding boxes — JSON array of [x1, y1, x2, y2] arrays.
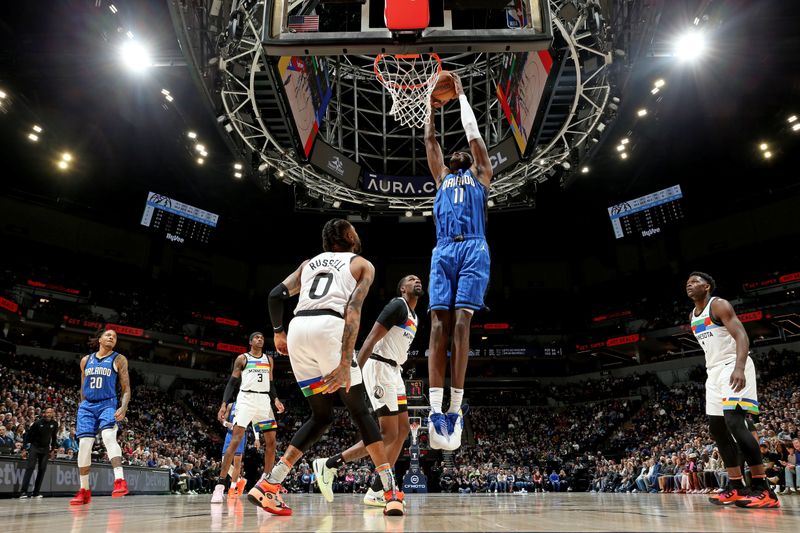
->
[[278, 170, 285, 177], [197, 158, 204, 165], [109, 4, 118, 14], [161, 89, 170, 96], [120, 41, 152, 72], [581, 166, 590, 174], [637, 108, 648, 117], [0, 90, 6, 99], [759, 143, 768, 151], [616, 144, 625, 152], [32, 125, 42, 133], [187, 131, 197, 139], [792, 123, 800, 132], [234, 172, 242, 179], [621, 138, 629, 145], [654, 79, 665, 88], [234, 163, 243, 170], [620, 152, 628, 160], [165, 94, 174, 102], [62, 152, 72, 161], [788, 115, 798, 123], [404, 211, 413, 218], [332, 200, 341, 208], [651, 88, 660, 95], [487, 199, 495, 208], [126, 31, 134, 40], [763, 151, 772, 159], [674, 30, 707, 62], [195, 144, 205, 152], [200, 150, 208, 158], [57, 161, 68, 170], [27, 133, 39, 142]]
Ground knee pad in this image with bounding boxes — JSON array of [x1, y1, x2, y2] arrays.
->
[[101, 427, 123, 460], [78, 437, 95, 468]]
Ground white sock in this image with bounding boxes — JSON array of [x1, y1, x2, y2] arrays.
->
[[429, 387, 444, 413], [448, 388, 464, 414], [113, 467, 124, 480], [80, 474, 90, 490], [228, 465, 235, 478], [267, 458, 292, 484]]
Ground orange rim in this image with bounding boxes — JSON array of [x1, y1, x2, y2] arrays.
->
[[374, 53, 442, 90]]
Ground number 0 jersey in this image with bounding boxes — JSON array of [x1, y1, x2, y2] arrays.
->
[[294, 252, 357, 316], [239, 353, 271, 393], [433, 168, 487, 241], [82, 351, 120, 402]]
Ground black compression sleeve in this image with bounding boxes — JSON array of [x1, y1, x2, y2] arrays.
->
[[376, 299, 408, 329], [222, 376, 241, 405], [268, 283, 290, 333], [269, 384, 278, 402]]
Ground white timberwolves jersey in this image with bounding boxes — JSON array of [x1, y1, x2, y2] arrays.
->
[[690, 297, 738, 369], [294, 252, 357, 316], [239, 353, 271, 392], [373, 298, 418, 366]]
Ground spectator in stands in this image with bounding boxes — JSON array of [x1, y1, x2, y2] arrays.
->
[[548, 470, 561, 492], [0, 425, 14, 450], [19, 407, 59, 499], [532, 468, 543, 492], [781, 440, 798, 493]]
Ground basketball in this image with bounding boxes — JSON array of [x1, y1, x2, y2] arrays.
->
[[431, 70, 457, 105]]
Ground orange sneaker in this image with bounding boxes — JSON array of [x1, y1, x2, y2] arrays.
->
[[383, 489, 404, 516], [69, 488, 92, 506], [247, 479, 292, 516], [734, 487, 781, 509], [708, 485, 746, 506], [227, 486, 239, 499], [236, 477, 247, 497], [111, 479, 129, 498]]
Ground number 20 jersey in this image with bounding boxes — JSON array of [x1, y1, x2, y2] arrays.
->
[[82, 351, 119, 402], [433, 168, 487, 241], [294, 252, 357, 316]]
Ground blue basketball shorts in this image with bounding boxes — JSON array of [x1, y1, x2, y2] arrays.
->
[[428, 237, 491, 311], [76, 398, 118, 438], [222, 431, 246, 457]]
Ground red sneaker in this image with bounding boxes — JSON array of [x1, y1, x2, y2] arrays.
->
[[734, 488, 781, 509], [111, 479, 129, 498], [247, 480, 292, 516], [69, 488, 92, 506], [383, 489, 405, 516], [708, 485, 746, 506]]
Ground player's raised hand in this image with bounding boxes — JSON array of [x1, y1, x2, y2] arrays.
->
[[322, 361, 351, 394], [274, 332, 288, 355], [451, 72, 465, 96]]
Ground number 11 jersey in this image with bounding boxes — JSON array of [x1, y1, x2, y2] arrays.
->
[[433, 168, 487, 241], [294, 252, 357, 317]]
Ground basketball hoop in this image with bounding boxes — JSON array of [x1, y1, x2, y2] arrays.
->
[[409, 416, 422, 445], [374, 53, 442, 129]]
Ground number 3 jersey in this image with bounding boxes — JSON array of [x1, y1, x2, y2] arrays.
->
[[239, 353, 271, 393], [294, 252, 357, 317], [82, 351, 120, 402], [433, 168, 487, 241]]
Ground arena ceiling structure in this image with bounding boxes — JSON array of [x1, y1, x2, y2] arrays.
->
[[168, 0, 662, 216]]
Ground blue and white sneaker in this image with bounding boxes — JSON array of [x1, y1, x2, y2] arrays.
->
[[427, 412, 450, 450], [444, 405, 468, 451]]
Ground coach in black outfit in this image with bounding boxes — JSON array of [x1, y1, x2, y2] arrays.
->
[[19, 407, 59, 498]]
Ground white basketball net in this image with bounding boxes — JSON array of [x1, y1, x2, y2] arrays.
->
[[409, 416, 422, 445], [374, 54, 442, 130]]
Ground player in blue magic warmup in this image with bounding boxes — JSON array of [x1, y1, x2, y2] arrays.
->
[[220, 401, 258, 498], [424, 72, 492, 450], [70, 329, 132, 505]]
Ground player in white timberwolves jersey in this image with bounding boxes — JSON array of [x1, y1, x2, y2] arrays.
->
[[211, 332, 285, 503], [313, 274, 423, 508], [687, 272, 779, 508], [248, 219, 404, 517]]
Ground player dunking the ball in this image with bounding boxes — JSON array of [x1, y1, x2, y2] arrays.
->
[[70, 329, 131, 505], [248, 219, 404, 516], [686, 272, 780, 508], [424, 72, 492, 450]]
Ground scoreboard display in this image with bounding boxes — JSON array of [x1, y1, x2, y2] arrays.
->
[[140, 192, 219, 244], [608, 185, 684, 239]]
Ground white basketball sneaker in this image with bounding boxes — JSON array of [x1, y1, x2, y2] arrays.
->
[[363, 487, 386, 507], [428, 412, 450, 450], [211, 484, 225, 503], [312, 458, 337, 503]]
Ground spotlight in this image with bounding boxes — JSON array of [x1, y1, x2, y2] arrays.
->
[[62, 152, 72, 162], [637, 108, 648, 117], [620, 152, 628, 160], [161, 89, 170, 96], [165, 95, 174, 102], [200, 150, 208, 158], [763, 151, 772, 159], [674, 30, 707, 62], [596, 123, 606, 133], [57, 160, 68, 170], [234, 163, 243, 170], [27, 133, 39, 142], [234, 172, 242, 179], [197, 157, 204, 165], [651, 88, 660, 95], [187, 131, 197, 139], [404, 211, 413, 218], [581, 166, 590, 174], [126, 31, 134, 40], [422, 210, 432, 217], [616, 144, 625, 152], [792, 123, 800, 132], [32, 125, 42, 133], [195, 144, 205, 152], [759, 143, 768, 151], [0, 90, 6, 99], [539, 159, 547, 165], [120, 41, 152, 72], [487, 199, 495, 208], [258, 162, 269, 172], [621, 138, 629, 145], [109, 4, 118, 14], [278, 170, 285, 178], [654, 79, 665, 88], [332, 200, 341, 208], [788, 115, 798, 123]]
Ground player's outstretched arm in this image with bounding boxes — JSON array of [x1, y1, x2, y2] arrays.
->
[[452, 73, 493, 189], [323, 257, 375, 393], [711, 298, 750, 392], [115, 355, 131, 421], [269, 260, 310, 355], [425, 106, 449, 187]]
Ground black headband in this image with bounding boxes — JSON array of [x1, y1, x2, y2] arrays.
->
[[249, 331, 264, 343]]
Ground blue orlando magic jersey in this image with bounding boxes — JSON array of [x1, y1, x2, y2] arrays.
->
[[433, 169, 487, 241], [82, 351, 119, 402]]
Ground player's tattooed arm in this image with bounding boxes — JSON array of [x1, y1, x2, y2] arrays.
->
[[341, 258, 375, 363], [79, 355, 89, 402], [115, 355, 131, 421]]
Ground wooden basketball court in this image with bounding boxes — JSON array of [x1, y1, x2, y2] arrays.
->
[[1, 493, 797, 532]]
